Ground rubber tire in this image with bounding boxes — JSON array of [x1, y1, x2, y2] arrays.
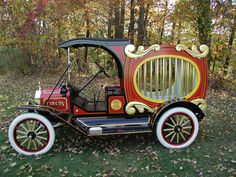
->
[[8, 113, 55, 156], [156, 107, 199, 149]]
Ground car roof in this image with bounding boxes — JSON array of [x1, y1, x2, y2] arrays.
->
[[59, 38, 130, 79], [59, 38, 130, 48]]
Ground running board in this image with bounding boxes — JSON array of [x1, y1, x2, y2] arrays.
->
[[75, 116, 152, 136], [88, 125, 151, 136]]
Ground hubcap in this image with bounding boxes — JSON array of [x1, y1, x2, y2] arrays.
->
[[174, 125, 182, 133], [27, 131, 36, 140]]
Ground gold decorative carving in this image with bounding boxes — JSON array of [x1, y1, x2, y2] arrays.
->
[[125, 44, 161, 59], [191, 99, 207, 111], [111, 99, 122, 111], [125, 101, 155, 115], [176, 44, 209, 59]]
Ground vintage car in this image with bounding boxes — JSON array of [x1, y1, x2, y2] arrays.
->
[[8, 38, 209, 156]]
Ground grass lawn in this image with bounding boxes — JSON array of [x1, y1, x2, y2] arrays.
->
[[0, 74, 235, 177]]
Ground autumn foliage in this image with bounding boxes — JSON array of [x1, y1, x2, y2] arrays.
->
[[0, 0, 235, 79]]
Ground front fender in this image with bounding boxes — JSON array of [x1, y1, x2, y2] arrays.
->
[[16, 104, 67, 122], [16, 104, 87, 134]]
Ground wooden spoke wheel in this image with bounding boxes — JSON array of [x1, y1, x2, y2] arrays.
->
[[8, 113, 55, 156], [155, 107, 199, 149]]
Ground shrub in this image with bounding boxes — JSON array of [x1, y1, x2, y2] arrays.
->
[[209, 71, 236, 96], [0, 46, 32, 74]]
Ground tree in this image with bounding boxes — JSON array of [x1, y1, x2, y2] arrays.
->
[[19, 0, 50, 37], [223, 1, 236, 73], [114, 0, 125, 38], [107, 1, 113, 38], [128, 0, 135, 43], [159, 0, 168, 44], [137, 0, 151, 46], [193, 0, 213, 67], [0, 0, 235, 76]]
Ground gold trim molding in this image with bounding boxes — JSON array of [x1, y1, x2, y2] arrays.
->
[[125, 101, 156, 115], [191, 98, 207, 111], [176, 44, 209, 59], [133, 55, 201, 103], [125, 44, 160, 59]]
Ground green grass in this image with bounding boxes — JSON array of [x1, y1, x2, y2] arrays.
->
[[0, 74, 236, 177]]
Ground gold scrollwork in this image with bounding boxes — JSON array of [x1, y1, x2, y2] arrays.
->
[[176, 44, 209, 59], [124, 44, 161, 59], [125, 101, 156, 115], [191, 98, 207, 111]]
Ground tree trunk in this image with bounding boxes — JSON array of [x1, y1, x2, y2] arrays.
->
[[84, 11, 90, 69], [144, 4, 150, 46], [137, 0, 145, 46], [195, 0, 213, 68], [177, 21, 181, 44], [212, 57, 216, 72], [223, 13, 236, 74], [107, 2, 113, 38], [114, 0, 125, 38], [120, 0, 125, 38], [128, 0, 135, 43], [171, 21, 176, 44], [159, 1, 168, 44], [114, 0, 121, 38]]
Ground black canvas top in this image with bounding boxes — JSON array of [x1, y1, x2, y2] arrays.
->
[[59, 38, 130, 48]]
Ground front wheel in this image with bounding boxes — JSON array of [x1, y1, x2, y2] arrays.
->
[[8, 113, 55, 156], [155, 107, 199, 149]]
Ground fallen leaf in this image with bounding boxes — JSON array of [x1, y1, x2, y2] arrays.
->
[[10, 162, 16, 167], [4, 168, 10, 173], [1, 145, 8, 150], [231, 160, 236, 164]]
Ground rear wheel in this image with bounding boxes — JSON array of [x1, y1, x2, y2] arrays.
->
[[155, 107, 199, 149], [8, 113, 55, 156]]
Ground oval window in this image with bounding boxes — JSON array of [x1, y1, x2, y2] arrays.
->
[[133, 56, 200, 102]]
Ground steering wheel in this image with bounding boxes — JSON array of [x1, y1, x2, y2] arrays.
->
[[95, 62, 110, 78]]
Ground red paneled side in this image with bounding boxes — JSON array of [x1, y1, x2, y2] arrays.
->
[[123, 45, 208, 109]]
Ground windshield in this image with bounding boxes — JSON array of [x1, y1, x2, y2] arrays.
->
[[69, 46, 120, 101]]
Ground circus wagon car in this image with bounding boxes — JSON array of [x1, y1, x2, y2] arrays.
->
[[8, 38, 209, 156]]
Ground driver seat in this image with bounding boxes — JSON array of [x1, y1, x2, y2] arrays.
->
[[69, 84, 107, 112]]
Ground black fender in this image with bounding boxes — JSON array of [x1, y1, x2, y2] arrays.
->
[[16, 104, 87, 134], [151, 100, 205, 127], [17, 105, 65, 122]]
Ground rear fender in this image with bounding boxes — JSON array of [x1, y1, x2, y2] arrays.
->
[[151, 100, 205, 127]]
